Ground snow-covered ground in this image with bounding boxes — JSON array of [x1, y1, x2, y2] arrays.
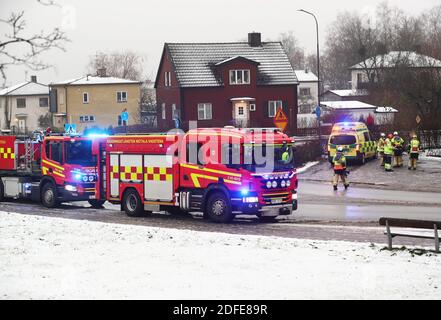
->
[[1, 211, 440, 300]]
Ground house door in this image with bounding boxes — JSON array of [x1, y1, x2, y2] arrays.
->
[[233, 101, 249, 128], [18, 119, 26, 133]]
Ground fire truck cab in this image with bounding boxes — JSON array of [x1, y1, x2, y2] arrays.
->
[[106, 127, 298, 222], [0, 133, 103, 208]]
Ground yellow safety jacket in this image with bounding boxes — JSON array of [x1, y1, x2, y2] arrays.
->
[[393, 136, 404, 148], [409, 139, 420, 154], [384, 139, 394, 155], [377, 138, 385, 152], [333, 154, 347, 171]]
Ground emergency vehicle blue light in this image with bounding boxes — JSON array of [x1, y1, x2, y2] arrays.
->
[[343, 122, 349, 127], [74, 173, 82, 180], [241, 189, 249, 196], [87, 133, 109, 138]]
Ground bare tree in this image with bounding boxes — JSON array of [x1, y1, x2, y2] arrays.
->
[[87, 51, 145, 81], [0, 0, 68, 129], [279, 31, 306, 70]]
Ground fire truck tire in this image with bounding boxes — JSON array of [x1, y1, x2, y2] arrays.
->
[[123, 189, 144, 217], [0, 179, 4, 202], [205, 191, 233, 223], [88, 199, 106, 208], [41, 183, 60, 208]]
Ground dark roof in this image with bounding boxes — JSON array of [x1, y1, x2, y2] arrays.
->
[[161, 42, 298, 88]]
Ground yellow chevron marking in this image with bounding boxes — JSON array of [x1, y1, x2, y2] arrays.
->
[[190, 173, 241, 188], [42, 159, 65, 171], [181, 164, 242, 178]]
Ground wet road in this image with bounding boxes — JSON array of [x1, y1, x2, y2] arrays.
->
[[297, 181, 441, 222], [1, 180, 440, 247]]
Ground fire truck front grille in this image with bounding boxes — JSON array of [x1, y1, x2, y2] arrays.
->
[[81, 183, 96, 193], [262, 192, 291, 205]]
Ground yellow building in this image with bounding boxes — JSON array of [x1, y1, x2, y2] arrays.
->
[[49, 73, 142, 132]]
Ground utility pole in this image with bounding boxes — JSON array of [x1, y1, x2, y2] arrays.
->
[[298, 9, 321, 141]]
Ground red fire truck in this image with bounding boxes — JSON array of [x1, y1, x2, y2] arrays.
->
[[0, 127, 298, 223], [0, 133, 104, 208]]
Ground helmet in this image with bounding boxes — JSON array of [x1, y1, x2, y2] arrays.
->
[[393, 131, 398, 135], [412, 134, 417, 139], [388, 133, 394, 139], [337, 147, 344, 152], [380, 133, 386, 137]]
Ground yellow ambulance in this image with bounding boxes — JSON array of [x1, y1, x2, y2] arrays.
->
[[328, 122, 377, 165]]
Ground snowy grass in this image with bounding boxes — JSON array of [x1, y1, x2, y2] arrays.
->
[[0, 211, 440, 300]]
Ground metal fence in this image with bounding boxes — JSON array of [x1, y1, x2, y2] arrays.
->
[[417, 130, 441, 150]]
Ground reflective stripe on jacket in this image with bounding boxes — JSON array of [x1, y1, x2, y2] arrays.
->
[[409, 139, 420, 154], [384, 139, 394, 155], [333, 154, 347, 171], [377, 138, 385, 152]]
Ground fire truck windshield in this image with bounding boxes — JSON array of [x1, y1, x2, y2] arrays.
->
[[243, 144, 294, 173], [65, 140, 95, 166]]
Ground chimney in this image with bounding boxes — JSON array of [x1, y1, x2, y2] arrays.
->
[[30, 75, 37, 83], [248, 32, 262, 47], [97, 68, 107, 77]]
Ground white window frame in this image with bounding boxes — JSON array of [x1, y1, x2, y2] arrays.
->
[[79, 115, 96, 123], [172, 104, 177, 119], [197, 103, 212, 120], [161, 103, 166, 120], [229, 70, 250, 85], [16, 98, 26, 108], [39, 97, 49, 108], [117, 91, 128, 103], [165, 72, 172, 87], [250, 103, 256, 111], [300, 88, 311, 96], [83, 92, 89, 104], [268, 100, 282, 118]]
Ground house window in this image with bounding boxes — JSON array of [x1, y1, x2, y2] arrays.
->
[[198, 103, 212, 120], [300, 88, 311, 96], [357, 73, 364, 83], [79, 115, 96, 123], [39, 97, 49, 107], [268, 100, 282, 118], [83, 92, 89, 104], [229, 70, 250, 85], [250, 104, 256, 111], [161, 103, 166, 120], [238, 106, 244, 115], [165, 72, 172, 87], [117, 91, 127, 103], [16, 98, 26, 108]]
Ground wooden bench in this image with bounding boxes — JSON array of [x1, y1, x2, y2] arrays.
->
[[379, 218, 440, 253]]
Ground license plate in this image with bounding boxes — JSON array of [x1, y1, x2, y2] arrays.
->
[[271, 198, 283, 204], [89, 195, 96, 199]]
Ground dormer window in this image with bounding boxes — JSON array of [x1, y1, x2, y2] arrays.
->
[[230, 70, 250, 85]]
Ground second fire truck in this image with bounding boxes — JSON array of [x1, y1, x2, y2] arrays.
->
[[0, 127, 298, 223]]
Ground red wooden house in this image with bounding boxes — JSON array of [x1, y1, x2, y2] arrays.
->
[[155, 33, 299, 134]]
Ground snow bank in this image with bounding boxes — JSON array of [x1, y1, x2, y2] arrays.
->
[[297, 161, 319, 174], [0, 211, 440, 300]]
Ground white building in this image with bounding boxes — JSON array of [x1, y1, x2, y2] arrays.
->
[[294, 70, 318, 114], [320, 100, 398, 125], [349, 51, 441, 90], [0, 76, 49, 134]]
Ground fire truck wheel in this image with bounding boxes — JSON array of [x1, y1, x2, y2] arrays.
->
[[205, 192, 233, 223], [0, 179, 4, 202], [41, 183, 60, 208], [123, 189, 144, 217], [88, 199, 106, 208]]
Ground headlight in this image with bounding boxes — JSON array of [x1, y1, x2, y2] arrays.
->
[[281, 181, 286, 188], [266, 181, 272, 189], [82, 176, 88, 183], [243, 197, 259, 203], [292, 193, 298, 200], [65, 185, 77, 192], [272, 181, 278, 188], [287, 180, 291, 187], [88, 175, 95, 182]]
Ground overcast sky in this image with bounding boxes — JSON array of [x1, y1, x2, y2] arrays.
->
[[1, 0, 439, 86]]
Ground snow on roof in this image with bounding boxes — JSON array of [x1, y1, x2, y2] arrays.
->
[[321, 100, 398, 113], [327, 89, 369, 97], [350, 51, 441, 69], [0, 82, 48, 96], [163, 42, 298, 87], [215, 56, 260, 66], [375, 106, 398, 113], [51, 76, 141, 86], [294, 70, 318, 82]]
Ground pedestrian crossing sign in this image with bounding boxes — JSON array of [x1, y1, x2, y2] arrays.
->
[[65, 124, 77, 134]]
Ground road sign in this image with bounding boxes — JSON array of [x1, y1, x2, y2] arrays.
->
[[416, 115, 422, 124], [64, 123, 76, 134], [315, 105, 321, 119], [274, 108, 288, 132]]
